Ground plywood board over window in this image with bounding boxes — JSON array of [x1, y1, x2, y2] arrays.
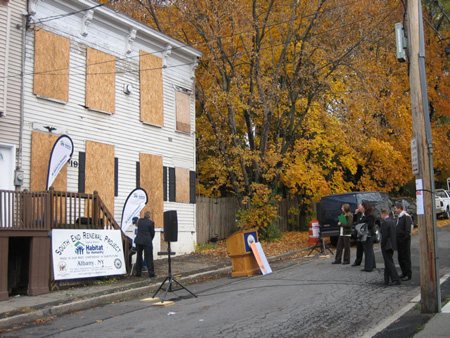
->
[[33, 30, 70, 102], [176, 91, 191, 133], [139, 50, 163, 126], [86, 48, 116, 114], [31, 132, 67, 191], [139, 153, 163, 228], [85, 141, 115, 214], [175, 167, 190, 203]]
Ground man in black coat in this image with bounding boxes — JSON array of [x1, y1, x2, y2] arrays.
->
[[135, 211, 156, 278], [394, 202, 413, 281], [380, 209, 400, 286]]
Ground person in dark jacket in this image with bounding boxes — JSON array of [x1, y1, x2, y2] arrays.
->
[[394, 202, 412, 281], [352, 207, 365, 267], [332, 203, 353, 265], [135, 211, 156, 278], [353, 201, 376, 272], [380, 209, 400, 285]]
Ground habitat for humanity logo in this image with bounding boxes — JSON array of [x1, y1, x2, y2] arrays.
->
[[60, 139, 72, 150], [133, 192, 146, 200], [74, 241, 85, 255]]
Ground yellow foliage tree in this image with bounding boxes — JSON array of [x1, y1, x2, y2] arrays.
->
[[103, 0, 450, 233]]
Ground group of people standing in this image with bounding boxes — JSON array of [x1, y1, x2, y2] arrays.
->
[[332, 201, 413, 286]]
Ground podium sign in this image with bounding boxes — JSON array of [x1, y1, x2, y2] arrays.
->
[[251, 242, 272, 275]]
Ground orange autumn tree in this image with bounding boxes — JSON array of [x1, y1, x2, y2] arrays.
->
[[104, 0, 448, 236], [422, 0, 450, 184]]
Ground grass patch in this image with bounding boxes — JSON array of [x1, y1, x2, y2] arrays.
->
[[443, 295, 450, 307], [195, 242, 221, 252], [93, 276, 119, 285]]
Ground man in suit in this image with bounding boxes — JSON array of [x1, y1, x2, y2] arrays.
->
[[135, 211, 156, 278], [394, 202, 413, 281], [380, 209, 400, 286]]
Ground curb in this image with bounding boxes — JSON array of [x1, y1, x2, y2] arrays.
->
[[0, 265, 232, 330]]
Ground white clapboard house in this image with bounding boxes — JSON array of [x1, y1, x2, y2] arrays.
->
[[0, 0, 27, 191], [0, 0, 202, 299]]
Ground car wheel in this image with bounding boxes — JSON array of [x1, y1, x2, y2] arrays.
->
[[446, 207, 450, 219], [373, 224, 380, 243]]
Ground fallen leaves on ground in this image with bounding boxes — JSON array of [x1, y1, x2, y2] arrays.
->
[[196, 221, 450, 259], [197, 231, 313, 258]]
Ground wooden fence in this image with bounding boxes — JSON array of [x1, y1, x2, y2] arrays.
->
[[196, 196, 304, 244], [196, 196, 240, 244]]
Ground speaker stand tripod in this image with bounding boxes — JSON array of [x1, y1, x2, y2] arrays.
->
[[307, 234, 334, 256], [152, 242, 197, 302]]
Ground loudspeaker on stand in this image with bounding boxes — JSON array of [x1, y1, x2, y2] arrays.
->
[[164, 210, 178, 242]]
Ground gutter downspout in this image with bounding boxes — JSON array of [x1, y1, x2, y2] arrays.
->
[[1, 5, 11, 117], [17, 10, 28, 189]]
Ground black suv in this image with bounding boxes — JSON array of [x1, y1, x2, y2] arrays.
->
[[316, 192, 393, 246]]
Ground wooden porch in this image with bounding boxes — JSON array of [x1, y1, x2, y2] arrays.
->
[[0, 189, 130, 300]]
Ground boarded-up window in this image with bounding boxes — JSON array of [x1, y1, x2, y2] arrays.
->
[[30, 131, 67, 191], [85, 141, 115, 213], [176, 91, 190, 133], [139, 153, 164, 228], [175, 167, 190, 203], [139, 50, 163, 126], [86, 48, 116, 113], [33, 30, 70, 102]]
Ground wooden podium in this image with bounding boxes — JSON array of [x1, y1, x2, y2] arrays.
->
[[226, 230, 260, 277]]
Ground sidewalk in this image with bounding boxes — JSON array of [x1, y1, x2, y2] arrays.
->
[[414, 300, 450, 338], [412, 272, 450, 338], [0, 247, 449, 337]]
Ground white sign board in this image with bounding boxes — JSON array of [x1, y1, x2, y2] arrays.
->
[[52, 229, 126, 280], [251, 242, 272, 275], [416, 179, 424, 215]]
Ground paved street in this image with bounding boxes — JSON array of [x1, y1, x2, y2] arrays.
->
[[3, 225, 450, 338]]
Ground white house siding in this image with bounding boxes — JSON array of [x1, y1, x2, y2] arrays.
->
[[0, 0, 26, 170], [21, 0, 201, 256]]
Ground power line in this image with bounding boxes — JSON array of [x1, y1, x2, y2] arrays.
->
[[1, 1, 399, 81], [31, 3, 105, 24]]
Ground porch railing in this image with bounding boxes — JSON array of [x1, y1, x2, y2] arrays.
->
[[0, 189, 129, 269], [0, 189, 121, 231]]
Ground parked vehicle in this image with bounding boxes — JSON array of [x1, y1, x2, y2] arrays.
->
[[316, 192, 393, 246], [435, 189, 450, 219], [393, 197, 418, 227]]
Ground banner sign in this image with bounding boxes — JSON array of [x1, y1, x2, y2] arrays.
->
[[251, 242, 272, 275], [120, 188, 148, 234], [46, 135, 74, 190], [52, 229, 126, 280], [416, 179, 424, 215]]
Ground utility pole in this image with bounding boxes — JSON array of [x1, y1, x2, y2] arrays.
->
[[405, 0, 440, 313]]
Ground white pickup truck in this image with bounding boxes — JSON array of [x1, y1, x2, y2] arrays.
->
[[435, 189, 450, 219]]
